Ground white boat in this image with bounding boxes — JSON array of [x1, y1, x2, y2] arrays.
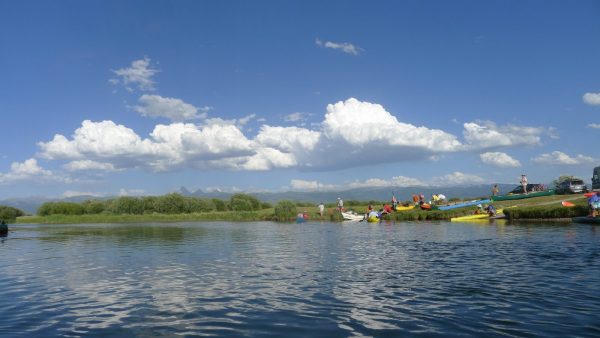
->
[[341, 211, 364, 221]]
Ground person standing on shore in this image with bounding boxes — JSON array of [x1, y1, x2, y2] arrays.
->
[[492, 184, 499, 196], [337, 198, 344, 213], [520, 175, 528, 194], [318, 202, 325, 217]]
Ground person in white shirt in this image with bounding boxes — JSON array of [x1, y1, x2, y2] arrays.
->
[[520, 174, 528, 194]]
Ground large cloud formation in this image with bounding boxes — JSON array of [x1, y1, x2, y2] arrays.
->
[[36, 98, 550, 174]]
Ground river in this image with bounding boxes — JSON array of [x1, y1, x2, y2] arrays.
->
[[1, 221, 599, 337]]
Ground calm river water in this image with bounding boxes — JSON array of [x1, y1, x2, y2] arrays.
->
[[1, 221, 599, 337]]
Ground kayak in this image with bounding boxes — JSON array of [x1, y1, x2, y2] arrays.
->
[[572, 216, 600, 224], [451, 209, 504, 222], [450, 213, 489, 222], [492, 190, 555, 201], [367, 216, 380, 223], [395, 205, 415, 212], [420, 204, 432, 210], [434, 199, 491, 211], [562, 201, 575, 207], [584, 192, 597, 198], [341, 212, 364, 221]]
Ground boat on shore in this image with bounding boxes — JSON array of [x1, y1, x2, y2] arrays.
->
[[341, 211, 364, 221], [433, 199, 491, 211], [492, 190, 555, 201], [395, 205, 415, 212], [451, 209, 504, 222]]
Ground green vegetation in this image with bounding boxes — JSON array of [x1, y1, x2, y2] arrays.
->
[[18, 211, 270, 224], [0, 205, 26, 223], [14, 192, 592, 224], [273, 200, 297, 222]]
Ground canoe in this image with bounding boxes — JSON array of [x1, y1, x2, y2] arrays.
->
[[450, 209, 504, 222], [492, 190, 555, 201], [341, 212, 363, 221], [434, 199, 491, 211], [420, 204, 432, 210], [395, 205, 415, 212], [572, 216, 600, 224]]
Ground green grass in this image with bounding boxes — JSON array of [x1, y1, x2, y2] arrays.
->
[[15, 194, 592, 224]]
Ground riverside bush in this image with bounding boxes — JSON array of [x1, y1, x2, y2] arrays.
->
[[38, 202, 85, 216], [504, 205, 588, 220], [274, 200, 297, 222], [0, 206, 26, 222]]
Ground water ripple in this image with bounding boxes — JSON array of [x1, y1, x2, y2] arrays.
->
[[0, 222, 599, 337]]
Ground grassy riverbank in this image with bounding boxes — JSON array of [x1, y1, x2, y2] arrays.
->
[[15, 194, 592, 224]]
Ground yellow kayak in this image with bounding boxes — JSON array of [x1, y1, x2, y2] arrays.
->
[[395, 205, 415, 212], [451, 209, 503, 222], [367, 216, 380, 223]]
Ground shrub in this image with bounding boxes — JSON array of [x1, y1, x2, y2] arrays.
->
[[0, 206, 26, 222], [274, 200, 297, 221], [82, 200, 106, 214], [212, 198, 227, 211], [109, 197, 144, 214], [185, 197, 215, 213], [154, 193, 187, 214], [38, 202, 85, 216], [230, 193, 261, 211]]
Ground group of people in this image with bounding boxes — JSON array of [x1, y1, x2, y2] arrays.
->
[[410, 193, 446, 206], [475, 203, 497, 216]]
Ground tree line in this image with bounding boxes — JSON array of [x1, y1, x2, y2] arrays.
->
[[37, 193, 272, 216]]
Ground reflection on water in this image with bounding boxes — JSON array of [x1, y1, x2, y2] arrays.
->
[[1, 222, 599, 337]]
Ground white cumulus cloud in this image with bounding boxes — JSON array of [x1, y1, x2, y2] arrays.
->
[[0, 158, 59, 184], [583, 92, 600, 106], [34, 98, 558, 174], [63, 160, 117, 172], [110, 57, 158, 92], [587, 123, 600, 129], [463, 121, 544, 148], [290, 179, 336, 191], [431, 172, 486, 186], [118, 188, 146, 196], [133, 94, 209, 121], [480, 152, 521, 168], [315, 38, 363, 55], [322, 98, 461, 150], [531, 151, 596, 165]]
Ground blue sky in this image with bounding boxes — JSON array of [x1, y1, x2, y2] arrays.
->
[[0, 0, 599, 198]]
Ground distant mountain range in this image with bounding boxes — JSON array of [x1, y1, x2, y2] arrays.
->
[[184, 184, 518, 204], [0, 183, 522, 214]]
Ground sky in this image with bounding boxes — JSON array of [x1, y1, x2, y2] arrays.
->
[[0, 0, 599, 198]]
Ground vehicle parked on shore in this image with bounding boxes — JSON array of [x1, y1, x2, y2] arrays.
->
[[556, 178, 588, 194], [593, 166, 600, 191]]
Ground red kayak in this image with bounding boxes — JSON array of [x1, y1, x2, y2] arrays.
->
[[584, 192, 597, 198], [420, 204, 432, 210]]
